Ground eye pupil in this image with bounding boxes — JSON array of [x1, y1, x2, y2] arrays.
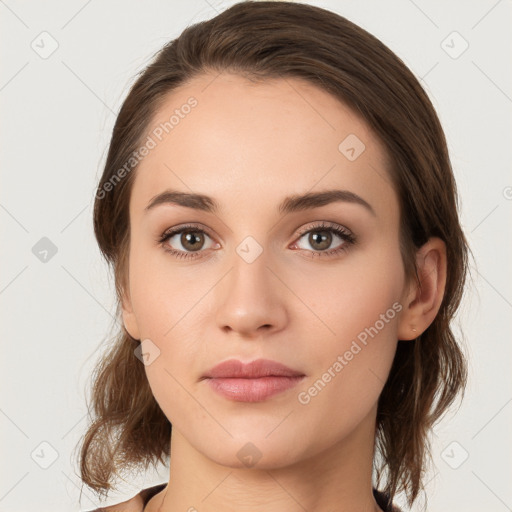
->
[[182, 231, 204, 251], [309, 230, 331, 250]]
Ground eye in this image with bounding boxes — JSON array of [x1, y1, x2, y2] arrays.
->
[[158, 221, 356, 260], [158, 224, 218, 260], [291, 221, 356, 258]]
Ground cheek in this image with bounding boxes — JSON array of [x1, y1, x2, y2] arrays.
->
[[291, 245, 404, 413], [291, 286, 402, 452], [139, 329, 204, 430], [290, 243, 405, 351], [128, 239, 198, 337], [127, 246, 209, 418]]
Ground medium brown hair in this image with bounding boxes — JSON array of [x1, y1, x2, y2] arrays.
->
[[76, 1, 470, 508]]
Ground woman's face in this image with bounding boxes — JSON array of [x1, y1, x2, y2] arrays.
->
[[122, 72, 411, 468]]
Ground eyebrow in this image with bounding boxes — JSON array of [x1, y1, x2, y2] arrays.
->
[[144, 189, 376, 216]]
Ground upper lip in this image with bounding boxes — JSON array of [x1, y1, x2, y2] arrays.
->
[[202, 358, 305, 379]]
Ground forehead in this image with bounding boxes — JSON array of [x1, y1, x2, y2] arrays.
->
[[130, 72, 397, 220]]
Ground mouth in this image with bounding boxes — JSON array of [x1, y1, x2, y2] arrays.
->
[[202, 358, 305, 402], [205, 375, 306, 402]]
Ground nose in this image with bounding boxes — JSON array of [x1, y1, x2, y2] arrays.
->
[[214, 247, 288, 338]]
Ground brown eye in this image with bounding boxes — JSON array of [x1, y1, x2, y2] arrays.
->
[[179, 230, 205, 252], [293, 222, 355, 257], [159, 224, 218, 260], [307, 230, 333, 251]]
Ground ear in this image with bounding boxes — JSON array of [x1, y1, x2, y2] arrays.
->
[[397, 237, 447, 341], [120, 286, 141, 341]]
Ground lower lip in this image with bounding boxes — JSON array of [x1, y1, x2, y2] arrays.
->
[[206, 376, 305, 402]]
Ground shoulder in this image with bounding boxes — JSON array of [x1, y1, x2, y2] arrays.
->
[[373, 488, 404, 512], [84, 483, 167, 512], [84, 493, 143, 512]]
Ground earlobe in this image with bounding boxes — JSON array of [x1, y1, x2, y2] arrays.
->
[[397, 237, 447, 340], [120, 288, 141, 341]]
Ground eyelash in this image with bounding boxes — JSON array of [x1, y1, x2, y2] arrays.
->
[[157, 221, 357, 260]]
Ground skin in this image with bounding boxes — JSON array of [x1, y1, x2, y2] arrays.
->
[[119, 72, 447, 512]]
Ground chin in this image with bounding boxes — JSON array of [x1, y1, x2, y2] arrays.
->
[[199, 435, 302, 470]]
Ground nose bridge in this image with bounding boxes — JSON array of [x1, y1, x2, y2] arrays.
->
[[229, 233, 275, 306], [237, 237, 271, 287], [214, 232, 287, 335]]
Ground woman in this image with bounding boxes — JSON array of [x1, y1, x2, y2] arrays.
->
[[78, 1, 469, 511]]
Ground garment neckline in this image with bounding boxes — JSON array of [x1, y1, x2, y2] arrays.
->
[[139, 483, 401, 512]]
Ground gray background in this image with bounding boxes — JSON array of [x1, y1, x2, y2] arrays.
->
[[1, 1, 511, 511]]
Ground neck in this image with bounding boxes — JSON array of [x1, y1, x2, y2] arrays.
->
[[152, 405, 384, 512]]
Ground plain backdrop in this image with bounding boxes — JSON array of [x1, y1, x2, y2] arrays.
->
[[1, 1, 511, 511]]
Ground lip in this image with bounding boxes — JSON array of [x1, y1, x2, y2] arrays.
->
[[203, 358, 304, 379], [202, 358, 305, 402]]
